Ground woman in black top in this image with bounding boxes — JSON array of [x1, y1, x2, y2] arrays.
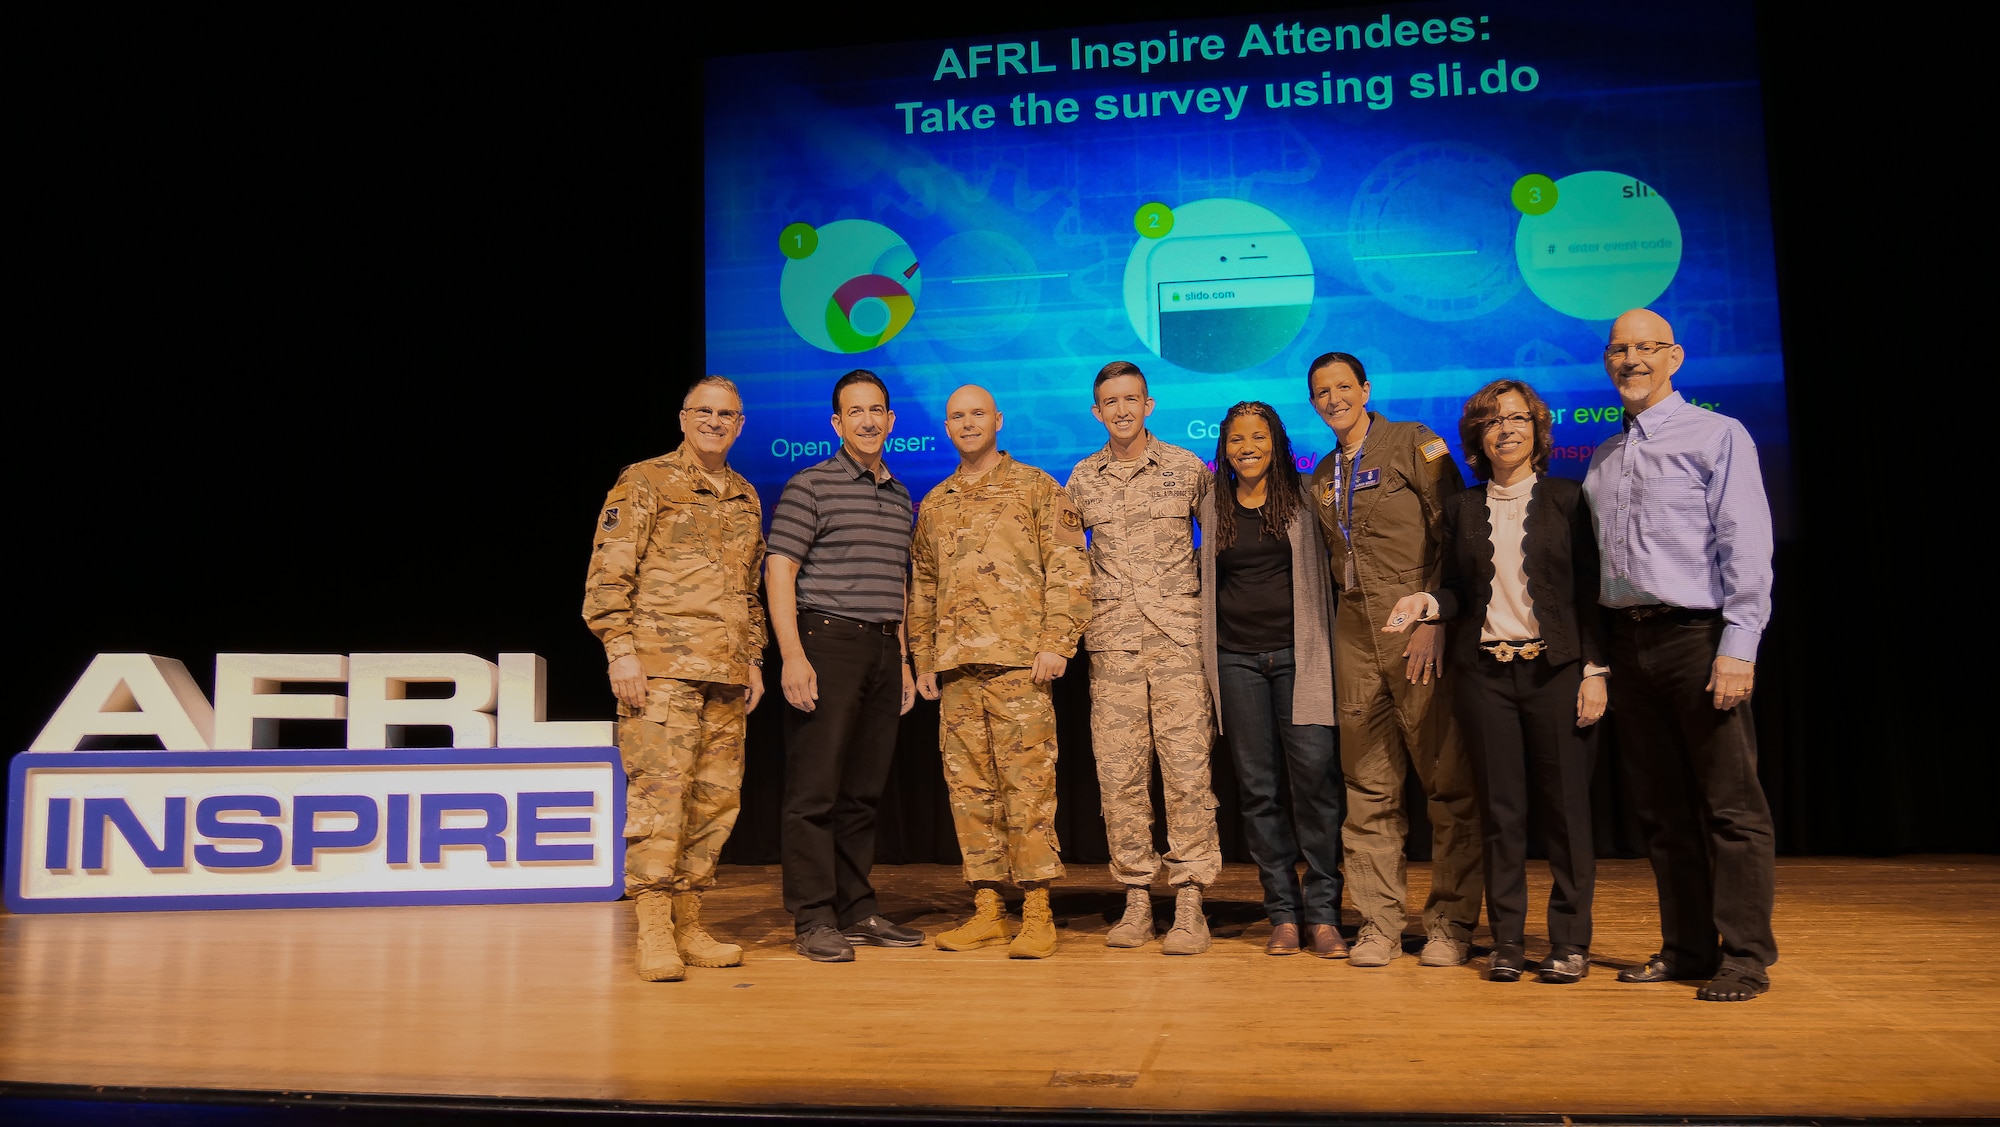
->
[[1383, 379, 1608, 983], [1197, 402, 1345, 957]]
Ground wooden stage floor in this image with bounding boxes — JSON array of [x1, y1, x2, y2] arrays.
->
[[4, 857, 1998, 1121]]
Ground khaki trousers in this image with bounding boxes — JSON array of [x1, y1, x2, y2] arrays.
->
[[1335, 594, 1483, 940], [1088, 622, 1220, 888], [939, 665, 1064, 884], [619, 677, 747, 896]]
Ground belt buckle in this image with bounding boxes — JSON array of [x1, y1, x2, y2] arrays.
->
[[1481, 639, 1545, 662]]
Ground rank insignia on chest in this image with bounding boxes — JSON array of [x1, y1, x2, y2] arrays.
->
[[600, 507, 620, 531], [1420, 437, 1449, 462], [1320, 484, 1335, 506]]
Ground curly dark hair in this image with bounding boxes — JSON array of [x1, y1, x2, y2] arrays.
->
[[1210, 401, 1302, 552], [1458, 378, 1553, 481]]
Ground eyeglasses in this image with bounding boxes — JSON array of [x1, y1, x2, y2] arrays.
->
[[1481, 413, 1533, 433], [1602, 341, 1678, 360], [682, 406, 742, 423]]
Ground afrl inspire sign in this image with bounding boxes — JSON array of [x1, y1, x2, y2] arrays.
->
[[5, 653, 624, 914]]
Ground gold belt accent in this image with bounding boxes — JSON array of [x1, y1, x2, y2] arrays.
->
[[1479, 639, 1546, 662]]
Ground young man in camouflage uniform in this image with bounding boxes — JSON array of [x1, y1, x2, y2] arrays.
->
[[583, 375, 768, 982], [1065, 361, 1220, 954], [910, 384, 1091, 959]]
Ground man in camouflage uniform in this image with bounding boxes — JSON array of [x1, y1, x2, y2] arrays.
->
[[583, 375, 768, 982], [1065, 361, 1220, 955], [910, 384, 1091, 959]]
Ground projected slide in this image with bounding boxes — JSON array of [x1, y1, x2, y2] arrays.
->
[[705, 0, 1788, 525]]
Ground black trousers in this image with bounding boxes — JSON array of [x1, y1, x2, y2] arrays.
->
[[780, 612, 904, 932], [1456, 651, 1597, 953], [1609, 614, 1777, 976]]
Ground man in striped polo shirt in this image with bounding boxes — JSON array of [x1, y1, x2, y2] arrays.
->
[[766, 369, 924, 962]]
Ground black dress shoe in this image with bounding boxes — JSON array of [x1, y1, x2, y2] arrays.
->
[[1489, 943, 1526, 982], [795, 925, 855, 962], [841, 914, 923, 948], [1537, 952, 1589, 984], [1617, 954, 1709, 983]]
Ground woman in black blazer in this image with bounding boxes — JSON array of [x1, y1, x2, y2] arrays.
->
[[1383, 378, 1608, 984]]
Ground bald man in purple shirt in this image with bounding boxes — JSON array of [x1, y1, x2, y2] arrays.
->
[[1584, 308, 1777, 1002]]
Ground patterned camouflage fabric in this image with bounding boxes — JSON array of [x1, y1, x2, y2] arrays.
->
[[583, 440, 767, 897], [910, 453, 1090, 884], [584, 442, 767, 687], [1067, 435, 1219, 889], [1065, 434, 1206, 651], [908, 453, 1091, 676], [1086, 622, 1220, 888], [939, 666, 1063, 883], [1309, 413, 1482, 943], [621, 678, 747, 894]]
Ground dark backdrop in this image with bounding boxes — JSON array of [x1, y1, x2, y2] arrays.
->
[[7, 4, 1985, 874]]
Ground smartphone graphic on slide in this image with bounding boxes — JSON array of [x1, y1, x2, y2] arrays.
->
[[1140, 233, 1313, 373]]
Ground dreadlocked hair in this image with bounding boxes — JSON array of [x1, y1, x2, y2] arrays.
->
[[1210, 401, 1302, 553]]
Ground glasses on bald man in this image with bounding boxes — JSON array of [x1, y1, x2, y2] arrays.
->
[[1602, 341, 1679, 360]]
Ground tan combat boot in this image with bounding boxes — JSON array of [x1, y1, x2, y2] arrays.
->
[[633, 890, 685, 981], [1105, 886, 1153, 948], [1160, 885, 1211, 955], [672, 890, 743, 968], [1008, 886, 1057, 959], [936, 887, 1011, 950]]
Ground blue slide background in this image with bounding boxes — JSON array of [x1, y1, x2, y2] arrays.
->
[[704, 0, 1787, 528]]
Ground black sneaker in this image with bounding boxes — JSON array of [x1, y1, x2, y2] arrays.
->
[[794, 925, 855, 962], [841, 914, 924, 947]]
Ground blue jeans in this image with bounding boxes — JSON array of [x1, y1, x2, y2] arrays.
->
[[1217, 647, 1344, 925]]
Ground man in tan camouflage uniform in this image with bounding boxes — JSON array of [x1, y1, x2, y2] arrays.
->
[[1065, 361, 1220, 955], [911, 384, 1091, 959], [583, 375, 768, 982]]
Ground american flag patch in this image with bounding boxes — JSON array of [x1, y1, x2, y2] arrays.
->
[[1420, 437, 1449, 462]]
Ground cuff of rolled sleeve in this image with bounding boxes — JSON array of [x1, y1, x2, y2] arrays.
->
[[1717, 625, 1762, 664], [602, 635, 636, 662]]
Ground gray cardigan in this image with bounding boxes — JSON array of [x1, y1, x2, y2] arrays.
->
[[1197, 483, 1338, 732]]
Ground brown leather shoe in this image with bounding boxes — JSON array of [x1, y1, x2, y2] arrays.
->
[[1265, 922, 1301, 955], [1306, 923, 1349, 959]]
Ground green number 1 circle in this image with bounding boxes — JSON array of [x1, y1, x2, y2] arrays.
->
[[779, 222, 819, 259]]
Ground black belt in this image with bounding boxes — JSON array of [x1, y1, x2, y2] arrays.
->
[[1479, 638, 1545, 662], [802, 609, 900, 636], [1616, 604, 1722, 624]]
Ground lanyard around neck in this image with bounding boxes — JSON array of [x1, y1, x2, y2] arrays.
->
[[1331, 419, 1372, 546]]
